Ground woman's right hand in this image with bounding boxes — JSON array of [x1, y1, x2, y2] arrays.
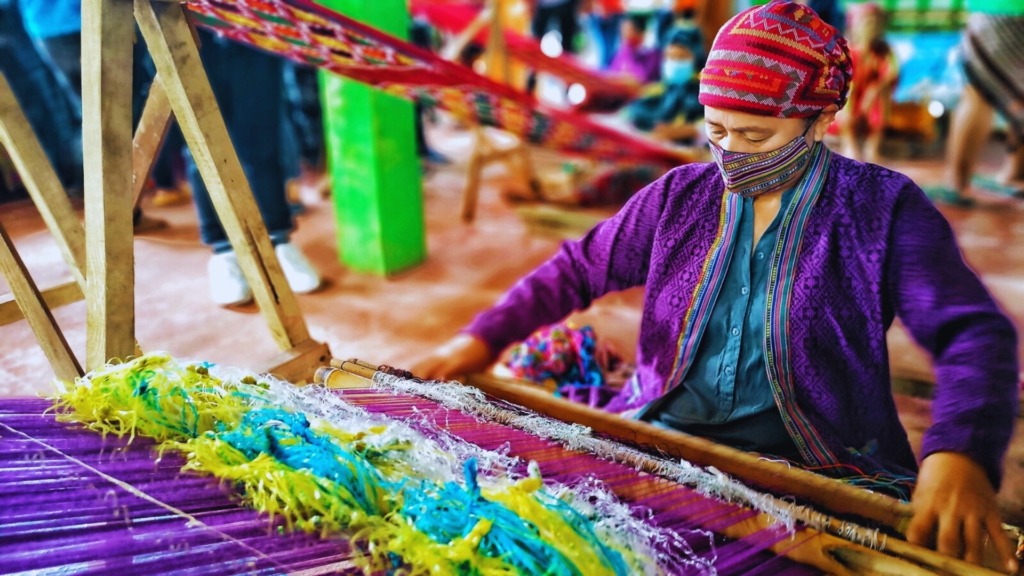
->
[[410, 333, 496, 382]]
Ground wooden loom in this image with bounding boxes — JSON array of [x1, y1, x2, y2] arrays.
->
[[0, 1, 1012, 572], [0, 71, 88, 383], [0, 0, 331, 385], [318, 358, 1015, 575]]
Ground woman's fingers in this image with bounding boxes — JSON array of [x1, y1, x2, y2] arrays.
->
[[985, 513, 1019, 574], [906, 509, 937, 548], [936, 513, 964, 559], [963, 516, 984, 565]]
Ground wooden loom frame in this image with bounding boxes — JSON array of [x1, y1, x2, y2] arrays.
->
[[319, 358, 1009, 576], [0, 0, 331, 385], [0, 71, 87, 383], [0, 0, 1000, 572]]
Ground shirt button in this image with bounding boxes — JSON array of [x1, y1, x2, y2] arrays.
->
[[731, 327, 740, 336], [757, 252, 765, 260], [741, 287, 749, 295], [725, 366, 733, 375]]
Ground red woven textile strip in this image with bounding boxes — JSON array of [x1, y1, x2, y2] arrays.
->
[[184, 0, 685, 166], [409, 0, 640, 103]]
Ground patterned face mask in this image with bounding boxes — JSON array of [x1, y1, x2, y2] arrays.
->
[[709, 121, 817, 197]]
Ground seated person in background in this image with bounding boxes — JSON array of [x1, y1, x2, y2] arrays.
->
[[607, 14, 661, 84], [414, 1, 1019, 570], [628, 26, 705, 143]]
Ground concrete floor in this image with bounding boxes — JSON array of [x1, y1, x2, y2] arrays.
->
[[3, 126, 1024, 519]]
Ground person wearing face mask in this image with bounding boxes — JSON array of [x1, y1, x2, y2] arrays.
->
[[627, 26, 704, 143], [413, 2, 1019, 570]]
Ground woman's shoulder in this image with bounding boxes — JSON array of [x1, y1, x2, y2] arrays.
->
[[827, 154, 921, 207], [657, 161, 722, 199], [624, 161, 723, 227]]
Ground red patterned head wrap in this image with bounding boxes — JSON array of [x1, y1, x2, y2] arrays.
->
[[698, 0, 853, 118]]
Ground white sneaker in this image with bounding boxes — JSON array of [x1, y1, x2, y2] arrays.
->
[[207, 251, 253, 306], [275, 242, 321, 294]]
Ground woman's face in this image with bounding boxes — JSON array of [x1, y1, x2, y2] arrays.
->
[[704, 106, 836, 153]]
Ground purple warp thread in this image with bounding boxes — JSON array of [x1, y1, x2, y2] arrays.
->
[[0, 396, 820, 575], [337, 389, 823, 576], [0, 398, 356, 575]]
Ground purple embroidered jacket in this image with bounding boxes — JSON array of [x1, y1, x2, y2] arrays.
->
[[466, 154, 1019, 487]]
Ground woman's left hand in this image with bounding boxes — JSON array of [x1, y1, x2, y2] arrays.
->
[[906, 451, 1018, 573]]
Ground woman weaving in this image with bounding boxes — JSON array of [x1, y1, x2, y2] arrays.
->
[[414, 0, 1020, 570]]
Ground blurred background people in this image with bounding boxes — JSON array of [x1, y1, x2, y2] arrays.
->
[[188, 30, 322, 306], [928, 0, 1024, 206], [585, 0, 625, 70], [0, 0, 78, 198], [836, 2, 898, 164], [628, 25, 704, 143], [607, 14, 661, 84]]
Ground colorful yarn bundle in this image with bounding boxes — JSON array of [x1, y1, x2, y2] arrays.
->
[[50, 353, 667, 575], [504, 323, 626, 407]]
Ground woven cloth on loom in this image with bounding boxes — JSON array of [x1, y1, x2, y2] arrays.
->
[[0, 399, 358, 574], [409, 0, 640, 104], [184, 0, 681, 166], [0, 358, 827, 575]]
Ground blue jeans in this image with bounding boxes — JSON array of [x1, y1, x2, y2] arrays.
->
[[586, 13, 622, 70], [187, 30, 295, 253], [0, 5, 79, 192], [36, 30, 173, 221], [281, 61, 322, 168]]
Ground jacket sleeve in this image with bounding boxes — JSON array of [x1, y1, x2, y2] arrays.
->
[[886, 183, 1019, 489], [463, 167, 674, 355]]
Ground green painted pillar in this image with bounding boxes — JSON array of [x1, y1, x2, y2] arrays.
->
[[319, 0, 425, 275]]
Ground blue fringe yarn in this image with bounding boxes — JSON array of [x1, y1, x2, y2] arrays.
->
[[400, 459, 629, 576], [220, 408, 387, 516]]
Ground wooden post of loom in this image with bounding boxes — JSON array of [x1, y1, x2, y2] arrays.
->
[[131, 0, 331, 383], [0, 222, 81, 382], [460, 127, 542, 223], [4, 0, 332, 384], [82, 0, 137, 370], [131, 75, 174, 210], [0, 71, 87, 333], [0, 64, 155, 376], [484, 0, 511, 87], [319, 360, 1008, 576], [0, 72, 87, 379]]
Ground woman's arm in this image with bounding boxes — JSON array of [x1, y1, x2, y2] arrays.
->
[[886, 182, 1019, 570], [414, 169, 678, 379]]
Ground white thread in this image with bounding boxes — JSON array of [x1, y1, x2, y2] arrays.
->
[[370, 372, 887, 551]]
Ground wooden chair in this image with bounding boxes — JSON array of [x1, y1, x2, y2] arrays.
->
[[439, 0, 541, 223]]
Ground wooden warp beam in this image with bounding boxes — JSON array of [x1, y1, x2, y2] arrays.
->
[[319, 359, 1013, 576]]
